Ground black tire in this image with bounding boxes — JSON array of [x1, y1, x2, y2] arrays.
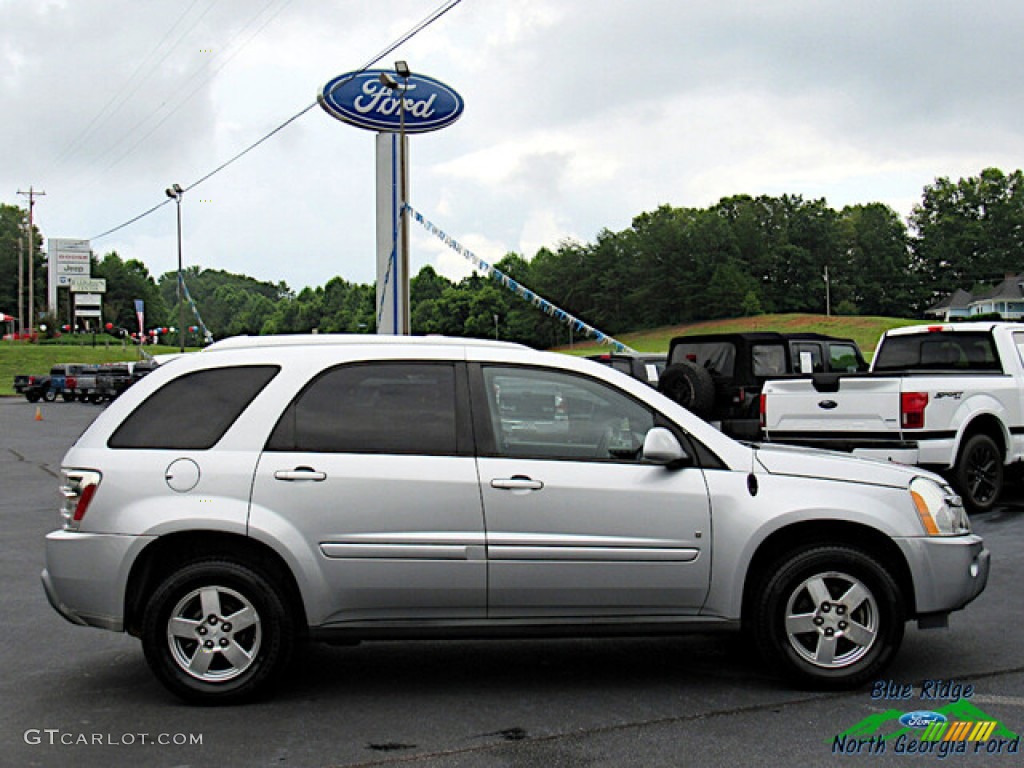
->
[[141, 560, 294, 705], [658, 362, 715, 418], [26, 392, 40, 403], [953, 433, 1002, 514], [61, 391, 75, 402], [77, 393, 88, 402], [42, 388, 57, 402], [752, 546, 905, 689]]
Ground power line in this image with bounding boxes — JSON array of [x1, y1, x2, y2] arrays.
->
[[49, 1, 212, 175], [90, 0, 464, 242], [61, 0, 293, 197]]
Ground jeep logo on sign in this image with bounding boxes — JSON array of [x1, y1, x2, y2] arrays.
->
[[318, 70, 464, 133]]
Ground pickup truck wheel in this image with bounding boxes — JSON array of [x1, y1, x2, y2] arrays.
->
[[953, 434, 1002, 514], [141, 560, 294, 705], [25, 392, 40, 403], [753, 546, 904, 688], [42, 389, 57, 402], [658, 363, 715, 418]]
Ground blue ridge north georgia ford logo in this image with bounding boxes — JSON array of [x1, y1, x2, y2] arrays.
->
[[318, 70, 464, 133]]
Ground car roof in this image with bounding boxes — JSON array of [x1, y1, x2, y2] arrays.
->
[[205, 334, 527, 352]]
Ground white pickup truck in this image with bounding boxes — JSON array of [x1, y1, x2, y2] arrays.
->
[[761, 322, 1024, 512]]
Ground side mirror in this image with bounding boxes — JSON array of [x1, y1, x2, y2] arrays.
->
[[642, 427, 690, 466]]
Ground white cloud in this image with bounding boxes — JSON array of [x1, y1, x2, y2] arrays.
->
[[4, 0, 1024, 297]]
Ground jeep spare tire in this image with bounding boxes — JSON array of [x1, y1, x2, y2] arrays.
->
[[658, 362, 715, 419]]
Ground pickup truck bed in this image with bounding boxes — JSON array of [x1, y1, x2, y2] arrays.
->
[[762, 323, 1024, 511]]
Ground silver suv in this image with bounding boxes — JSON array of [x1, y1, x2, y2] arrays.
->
[[42, 335, 989, 703]]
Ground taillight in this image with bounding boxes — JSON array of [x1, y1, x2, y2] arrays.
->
[[66, 376, 77, 389], [901, 392, 929, 429], [759, 393, 767, 429], [60, 470, 101, 530]]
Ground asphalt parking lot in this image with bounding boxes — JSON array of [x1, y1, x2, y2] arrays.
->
[[1, 397, 1022, 768]]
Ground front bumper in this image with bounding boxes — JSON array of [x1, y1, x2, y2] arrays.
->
[[42, 529, 154, 632], [894, 534, 990, 617]]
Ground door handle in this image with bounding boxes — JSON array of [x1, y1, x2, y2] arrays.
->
[[274, 467, 327, 482], [491, 476, 544, 491]]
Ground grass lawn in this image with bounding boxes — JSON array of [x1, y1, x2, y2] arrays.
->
[[0, 340, 194, 396]]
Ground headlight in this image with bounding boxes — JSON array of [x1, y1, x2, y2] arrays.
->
[[910, 476, 970, 536]]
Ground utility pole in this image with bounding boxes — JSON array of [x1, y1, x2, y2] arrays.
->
[[17, 235, 24, 335], [18, 187, 45, 335], [824, 265, 831, 316]]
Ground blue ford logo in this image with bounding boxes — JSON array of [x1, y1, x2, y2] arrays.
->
[[319, 70, 464, 133], [899, 711, 947, 729]]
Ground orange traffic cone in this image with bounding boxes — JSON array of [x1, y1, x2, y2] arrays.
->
[[35, 406, 43, 421]]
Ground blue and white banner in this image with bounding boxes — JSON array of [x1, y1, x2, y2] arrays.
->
[[409, 206, 635, 354]]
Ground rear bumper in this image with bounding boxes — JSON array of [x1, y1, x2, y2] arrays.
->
[[42, 529, 154, 632]]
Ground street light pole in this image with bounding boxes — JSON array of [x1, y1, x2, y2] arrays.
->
[[165, 184, 185, 352]]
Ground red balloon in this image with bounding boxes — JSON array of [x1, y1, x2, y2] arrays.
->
[[105, 322, 113, 330]]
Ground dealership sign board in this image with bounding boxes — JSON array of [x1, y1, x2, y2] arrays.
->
[[47, 238, 92, 312], [318, 70, 464, 133], [70, 278, 106, 293]]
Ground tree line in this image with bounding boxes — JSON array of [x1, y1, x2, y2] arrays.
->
[[3, 167, 1023, 349]]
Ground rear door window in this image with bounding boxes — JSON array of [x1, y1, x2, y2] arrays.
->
[[751, 344, 786, 376], [266, 362, 461, 455], [108, 365, 279, 449]]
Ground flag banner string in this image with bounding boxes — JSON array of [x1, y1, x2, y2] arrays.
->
[[407, 206, 636, 354], [179, 274, 212, 343]]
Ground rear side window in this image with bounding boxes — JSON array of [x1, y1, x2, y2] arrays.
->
[[266, 362, 458, 455], [108, 365, 279, 449], [669, 342, 736, 376], [751, 344, 786, 376], [873, 332, 1002, 372]]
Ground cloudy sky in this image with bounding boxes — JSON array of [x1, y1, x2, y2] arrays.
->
[[3, 0, 1023, 292]]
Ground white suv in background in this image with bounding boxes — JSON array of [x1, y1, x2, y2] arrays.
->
[[43, 335, 989, 703]]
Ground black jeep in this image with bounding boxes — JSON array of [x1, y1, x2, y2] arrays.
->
[[658, 332, 867, 440]]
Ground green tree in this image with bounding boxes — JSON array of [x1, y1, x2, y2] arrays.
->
[[93, 251, 168, 334], [910, 168, 1024, 300], [837, 203, 919, 316], [0, 204, 44, 332]]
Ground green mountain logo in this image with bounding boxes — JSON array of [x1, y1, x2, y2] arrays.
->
[[833, 700, 1018, 743]]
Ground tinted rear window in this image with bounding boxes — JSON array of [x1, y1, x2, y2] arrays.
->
[[873, 332, 1002, 372], [108, 365, 279, 449]]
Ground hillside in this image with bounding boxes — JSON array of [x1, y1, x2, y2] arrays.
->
[[554, 314, 929, 358]]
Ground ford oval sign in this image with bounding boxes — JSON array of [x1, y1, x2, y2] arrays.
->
[[898, 711, 948, 729], [318, 70, 463, 133]]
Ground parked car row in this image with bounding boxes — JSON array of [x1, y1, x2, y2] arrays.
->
[[13, 360, 159, 404]]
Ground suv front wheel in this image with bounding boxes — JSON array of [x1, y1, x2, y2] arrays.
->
[[141, 559, 294, 704], [752, 546, 905, 688]]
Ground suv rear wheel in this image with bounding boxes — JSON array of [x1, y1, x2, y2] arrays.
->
[[141, 559, 294, 704], [752, 546, 904, 688]]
